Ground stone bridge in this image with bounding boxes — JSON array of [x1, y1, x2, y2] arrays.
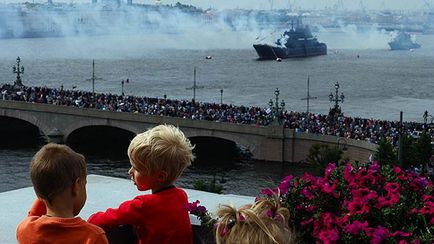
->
[[0, 100, 377, 163]]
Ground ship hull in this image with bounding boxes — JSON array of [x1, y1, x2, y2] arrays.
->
[[253, 44, 327, 60]]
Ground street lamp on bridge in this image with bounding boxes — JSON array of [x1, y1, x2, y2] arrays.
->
[[12, 56, 24, 87], [329, 82, 345, 115], [220, 89, 223, 104], [268, 88, 285, 125], [121, 78, 129, 96], [423, 110, 434, 130]]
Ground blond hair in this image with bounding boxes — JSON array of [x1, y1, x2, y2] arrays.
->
[[215, 194, 295, 244], [30, 143, 87, 203], [128, 124, 194, 184]]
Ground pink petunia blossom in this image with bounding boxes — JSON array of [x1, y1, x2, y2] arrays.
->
[[352, 187, 378, 201], [260, 188, 277, 196], [392, 230, 412, 238], [348, 200, 370, 215], [366, 226, 391, 244], [324, 163, 337, 179], [302, 188, 315, 200], [321, 180, 339, 198], [343, 220, 369, 235], [300, 217, 314, 226], [278, 175, 293, 194], [318, 228, 340, 244], [385, 182, 401, 194], [376, 193, 400, 208]]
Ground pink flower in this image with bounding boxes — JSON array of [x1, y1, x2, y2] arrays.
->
[[324, 163, 337, 178], [368, 162, 380, 172], [321, 180, 339, 198], [352, 187, 378, 201], [300, 217, 314, 226], [278, 175, 293, 194], [185, 200, 208, 215], [348, 200, 370, 215], [185, 200, 200, 212], [302, 188, 315, 200], [392, 230, 412, 238], [318, 228, 340, 244], [418, 205, 434, 216], [343, 220, 369, 235], [260, 188, 277, 196], [366, 226, 391, 244], [376, 193, 400, 208], [385, 182, 401, 194], [344, 163, 355, 183]]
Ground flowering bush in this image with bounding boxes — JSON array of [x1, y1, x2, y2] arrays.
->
[[185, 200, 216, 228], [266, 162, 434, 243], [185, 200, 216, 244]]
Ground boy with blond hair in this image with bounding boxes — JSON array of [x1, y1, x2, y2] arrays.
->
[[16, 143, 108, 244], [88, 124, 195, 244]]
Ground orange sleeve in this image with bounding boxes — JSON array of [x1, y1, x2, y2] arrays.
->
[[95, 233, 109, 244], [28, 198, 47, 217]]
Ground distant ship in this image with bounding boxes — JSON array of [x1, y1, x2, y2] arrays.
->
[[253, 17, 327, 60], [388, 32, 421, 50]]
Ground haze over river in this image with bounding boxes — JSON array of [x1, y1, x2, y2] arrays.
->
[[1, 31, 433, 195]]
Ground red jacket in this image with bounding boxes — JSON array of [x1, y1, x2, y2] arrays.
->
[[88, 187, 192, 244]]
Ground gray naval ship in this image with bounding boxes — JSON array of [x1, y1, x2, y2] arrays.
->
[[388, 32, 421, 50], [253, 17, 327, 60]]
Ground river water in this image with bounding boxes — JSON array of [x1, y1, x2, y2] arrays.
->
[[0, 148, 316, 196], [1, 31, 434, 195]]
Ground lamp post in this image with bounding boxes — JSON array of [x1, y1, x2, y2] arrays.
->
[[268, 88, 285, 125], [12, 56, 24, 87], [329, 81, 345, 114], [301, 76, 317, 113], [121, 80, 125, 96], [85, 60, 103, 101], [193, 67, 197, 103], [423, 110, 434, 130], [220, 89, 223, 104]]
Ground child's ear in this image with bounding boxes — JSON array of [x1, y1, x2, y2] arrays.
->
[[71, 178, 81, 197], [157, 171, 168, 183]]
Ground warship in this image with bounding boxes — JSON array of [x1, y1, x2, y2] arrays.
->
[[253, 17, 327, 60], [388, 32, 421, 50]]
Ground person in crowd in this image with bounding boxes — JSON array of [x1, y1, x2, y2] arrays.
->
[[16, 143, 108, 244], [215, 194, 295, 244], [88, 124, 195, 244]]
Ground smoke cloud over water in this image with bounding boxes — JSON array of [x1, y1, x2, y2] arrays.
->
[[0, 2, 413, 60]]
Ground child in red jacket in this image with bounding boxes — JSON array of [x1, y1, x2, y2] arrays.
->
[[88, 124, 195, 244]]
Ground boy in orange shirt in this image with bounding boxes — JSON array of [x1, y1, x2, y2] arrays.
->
[[16, 143, 108, 244], [88, 124, 195, 244]]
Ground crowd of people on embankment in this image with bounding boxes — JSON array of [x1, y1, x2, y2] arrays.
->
[[1, 83, 433, 145]]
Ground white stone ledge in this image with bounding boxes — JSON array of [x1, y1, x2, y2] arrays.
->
[[0, 174, 255, 243]]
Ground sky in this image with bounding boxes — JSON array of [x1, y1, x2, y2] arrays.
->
[[1, 0, 433, 11]]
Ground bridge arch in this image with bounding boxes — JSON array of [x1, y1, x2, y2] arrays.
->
[[182, 128, 260, 160], [0, 115, 45, 147], [0, 112, 50, 137], [66, 125, 136, 158]]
